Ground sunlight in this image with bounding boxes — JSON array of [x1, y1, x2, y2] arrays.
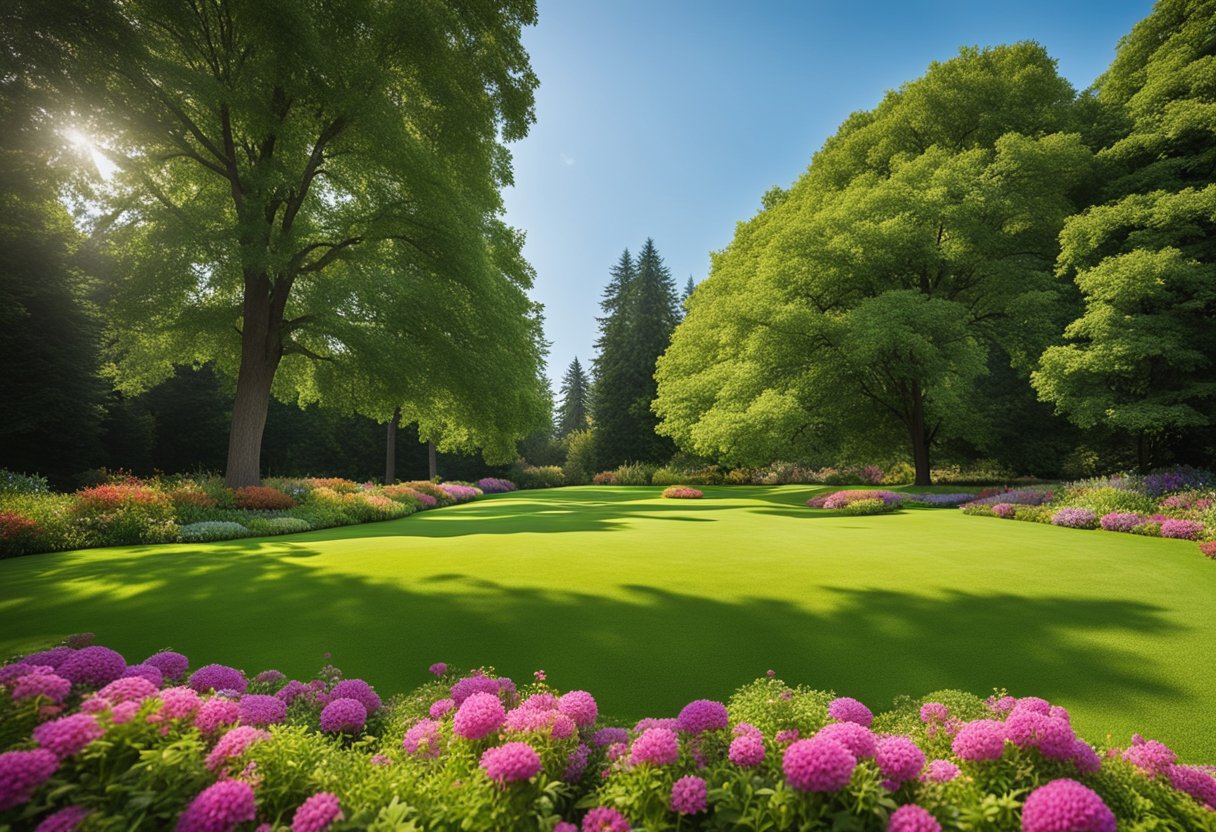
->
[[63, 126, 118, 179]]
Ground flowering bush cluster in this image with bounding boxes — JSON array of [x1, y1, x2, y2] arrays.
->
[[961, 466, 1216, 558], [476, 478, 518, 494], [2, 640, 1213, 831], [661, 486, 704, 499], [0, 473, 512, 559]]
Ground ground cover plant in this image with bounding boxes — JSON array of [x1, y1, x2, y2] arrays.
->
[[0, 486, 1212, 769], [0, 473, 500, 558], [1, 637, 1214, 831]]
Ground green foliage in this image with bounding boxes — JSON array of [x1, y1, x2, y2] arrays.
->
[[0, 470, 49, 495], [512, 465, 567, 490], [726, 677, 833, 737], [838, 498, 897, 516], [557, 358, 592, 438], [245, 517, 312, 537], [562, 430, 596, 485], [609, 463, 656, 486], [1057, 486, 1159, 516], [178, 521, 250, 542]]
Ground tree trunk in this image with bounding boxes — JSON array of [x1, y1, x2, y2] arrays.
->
[[385, 407, 400, 484], [427, 440, 438, 481], [908, 388, 932, 486], [224, 283, 284, 488]]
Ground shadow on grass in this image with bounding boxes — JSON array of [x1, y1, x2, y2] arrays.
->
[[0, 539, 1196, 749]]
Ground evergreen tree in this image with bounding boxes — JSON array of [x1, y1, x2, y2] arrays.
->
[[591, 249, 637, 465], [557, 357, 591, 437], [681, 276, 696, 305]]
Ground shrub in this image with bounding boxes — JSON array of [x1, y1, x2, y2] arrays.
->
[[1200, 541, 1216, 559], [512, 465, 566, 490], [809, 490, 903, 510], [232, 486, 297, 511], [403, 481, 456, 506], [1101, 512, 1145, 533], [178, 521, 250, 542], [562, 430, 596, 485], [303, 478, 361, 494], [1059, 486, 1158, 517], [245, 517, 313, 536], [992, 503, 1016, 519], [438, 484, 482, 502], [661, 486, 703, 499], [899, 493, 975, 507], [963, 488, 1054, 507], [1160, 519, 1205, 540], [1051, 508, 1098, 529], [1013, 505, 1053, 523], [1140, 466, 1214, 497], [0, 511, 44, 556], [476, 478, 517, 494], [1130, 522, 1163, 537], [839, 498, 896, 516], [611, 462, 655, 486], [0, 469, 49, 495], [724, 468, 751, 485], [71, 484, 177, 547], [591, 471, 616, 485], [881, 462, 915, 485]]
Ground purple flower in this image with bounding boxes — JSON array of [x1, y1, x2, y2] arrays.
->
[[783, 737, 856, 792], [992, 503, 1017, 519], [476, 478, 518, 493], [888, 804, 941, 832], [34, 805, 91, 832], [292, 792, 343, 832], [1122, 739, 1176, 776], [559, 690, 599, 728], [480, 741, 542, 782], [1100, 512, 1144, 532], [453, 692, 505, 740], [592, 727, 629, 748], [98, 676, 158, 704], [122, 663, 165, 687], [1021, 778, 1115, 832], [33, 714, 105, 759], [450, 675, 500, 705], [775, 729, 800, 744], [194, 698, 240, 733], [429, 662, 448, 676], [429, 698, 455, 719], [564, 743, 591, 780], [677, 699, 728, 734], [670, 775, 708, 814], [919, 703, 949, 723], [630, 727, 680, 766], [205, 725, 271, 772], [729, 734, 766, 767], [319, 697, 367, 734], [0, 749, 59, 810], [582, 806, 631, 832], [326, 679, 381, 715], [12, 672, 72, 704], [403, 719, 443, 757], [188, 665, 247, 695], [816, 722, 877, 759], [370, 753, 392, 766], [144, 651, 190, 681], [634, 717, 679, 733], [1167, 764, 1216, 809], [827, 696, 873, 727], [876, 736, 926, 785], [555, 823, 578, 832], [238, 694, 287, 726], [952, 720, 1006, 761], [158, 686, 203, 720], [1051, 508, 1098, 529], [253, 669, 285, 685], [57, 646, 126, 688], [275, 680, 313, 706], [175, 779, 256, 832], [1160, 519, 1205, 540], [921, 759, 960, 782], [23, 647, 75, 669]]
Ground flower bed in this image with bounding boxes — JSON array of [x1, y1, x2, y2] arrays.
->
[[661, 486, 703, 499], [0, 473, 512, 559], [1, 640, 1213, 831]]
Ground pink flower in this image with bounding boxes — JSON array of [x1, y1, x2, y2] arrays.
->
[[238, 694, 287, 726], [592, 727, 629, 748], [33, 714, 105, 759], [677, 699, 728, 734], [453, 692, 505, 740], [783, 737, 856, 792], [816, 722, 876, 759], [827, 696, 873, 727], [205, 726, 271, 772], [429, 698, 455, 719], [292, 792, 343, 832], [729, 734, 766, 767], [326, 679, 381, 715], [0, 749, 59, 811], [1167, 764, 1216, 809], [876, 736, 926, 785], [98, 676, 158, 704], [480, 741, 542, 782], [319, 698, 367, 734], [1122, 739, 1176, 776], [144, 651, 189, 680], [34, 805, 91, 832], [111, 701, 140, 724], [630, 727, 679, 766], [12, 672, 72, 704], [774, 729, 800, 744], [559, 690, 599, 728], [952, 720, 1006, 761], [175, 779, 256, 832], [921, 759, 960, 782], [919, 703, 949, 723], [403, 719, 443, 757], [429, 662, 448, 676], [450, 675, 500, 705], [159, 686, 203, 720], [888, 804, 941, 832], [582, 806, 631, 832], [1020, 778, 1115, 832], [670, 775, 708, 814], [194, 699, 240, 734]]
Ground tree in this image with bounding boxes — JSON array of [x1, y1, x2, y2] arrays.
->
[[590, 249, 636, 466], [680, 276, 696, 310], [17, 0, 541, 486], [654, 44, 1093, 484], [1032, 0, 1216, 469], [557, 357, 591, 437]]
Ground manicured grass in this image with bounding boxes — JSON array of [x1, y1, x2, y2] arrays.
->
[[1, 486, 1213, 760]]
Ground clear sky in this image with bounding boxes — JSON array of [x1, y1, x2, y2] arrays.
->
[[500, 0, 1155, 389]]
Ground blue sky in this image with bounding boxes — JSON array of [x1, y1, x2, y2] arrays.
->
[[500, 0, 1155, 389]]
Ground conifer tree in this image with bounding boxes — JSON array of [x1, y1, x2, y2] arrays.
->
[[557, 357, 590, 437]]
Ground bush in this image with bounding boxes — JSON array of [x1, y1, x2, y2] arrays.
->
[[245, 517, 313, 536], [591, 471, 616, 485], [807, 490, 903, 509], [992, 503, 1016, 519], [403, 481, 456, 507], [178, 521, 250, 542], [71, 484, 177, 547], [475, 478, 517, 494], [1013, 505, 1053, 523], [1100, 512, 1145, 533], [610, 462, 655, 486], [232, 486, 297, 511], [1160, 519, 1205, 540], [438, 483, 482, 502], [3, 640, 1213, 831], [1051, 507, 1099, 529], [303, 477, 361, 494], [838, 498, 896, 515], [562, 430, 595, 485], [881, 462, 915, 485], [661, 486, 703, 499], [1130, 521, 1163, 537], [0, 469, 49, 495], [1200, 541, 1216, 559], [1060, 486, 1158, 517], [380, 485, 426, 511], [512, 465, 566, 490], [0, 511, 44, 556]]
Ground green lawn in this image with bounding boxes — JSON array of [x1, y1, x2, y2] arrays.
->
[[1, 486, 1213, 761]]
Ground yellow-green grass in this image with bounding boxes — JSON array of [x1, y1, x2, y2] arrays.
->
[[1, 486, 1213, 760]]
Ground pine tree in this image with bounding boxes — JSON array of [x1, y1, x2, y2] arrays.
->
[[681, 276, 696, 304], [557, 357, 590, 437]]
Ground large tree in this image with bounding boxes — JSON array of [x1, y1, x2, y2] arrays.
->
[[557, 356, 590, 437], [1033, 0, 1216, 469], [16, 0, 541, 486], [654, 44, 1093, 484]]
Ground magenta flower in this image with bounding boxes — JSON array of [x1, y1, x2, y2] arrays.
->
[[22, 647, 74, 669], [429, 662, 448, 676], [403, 719, 443, 757], [34, 805, 91, 832], [816, 721, 877, 759], [12, 672, 72, 704], [559, 690, 599, 728], [1122, 739, 1176, 776], [144, 651, 190, 680], [951, 719, 1006, 761], [564, 743, 591, 780], [292, 792, 343, 832], [919, 702, 949, 723], [634, 717, 679, 733], [670, 775, 708, 814], [98, 676, 158, 704], [677, 699, 729, 734], [480, 741, 542, 783], [205, 726, 271, 772], [325, 678, 381, 715], [427, 698, 455, 719], [1071, 740, 1102, 774], [630, 727, 680, 766], [888, 804, 941, 832], [158, 686, 203, 720], [555, 823, 578, 832], [0, 749, 59, 811], [120, 664, 165, 688], [783, 737, 856, 792], [175, 779, 257, 832], [33, 714, 105, 759], [453, 692, 505, 740], [57, 646, 126, 688], [592, 727, 629, 748], [922, 759, 960, 782], [253, 669, 285, 685], [1020, 779, 1115, 832], [188, 664, 247, 695], [1160, 519, 1205, 540], [238, 693, 287, 726], [1167, 764, 1216, 809], [876, 736, 926, 785], [1051, 508, 1098, 529], [827, 696, 873, 727], [774, 729, 800, 744], [194, 698, 240, 734], [319, 698, 367, 734], [581, 806, 631, 832], [450, 675, 500, 705], [729, 734, 766, 767]]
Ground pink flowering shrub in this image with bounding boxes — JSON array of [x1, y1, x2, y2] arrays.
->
[[661, 486, 704, 499], [0, 641, 1214, 830], [808, 490, 903, 509], [1160, 519, 1205, 540]]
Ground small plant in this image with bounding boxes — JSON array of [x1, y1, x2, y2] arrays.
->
[[179, 521, 251, 542], [0, 511, 43, 556], [610, 462, 655, 486], [0, 469, 49, 495], [591, 471, 616, 485], [245, 517, 313, 536], [661, 486, 703, 499], [1160, 519, 1205, 540], [1100, 512, 1145, 532], [232, 486, 297, 511], [838, 497, 896, 515], [1200, 541, 1216, 559], [1051, 507, 1098, 529], [992, 503, 1016, 519]]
